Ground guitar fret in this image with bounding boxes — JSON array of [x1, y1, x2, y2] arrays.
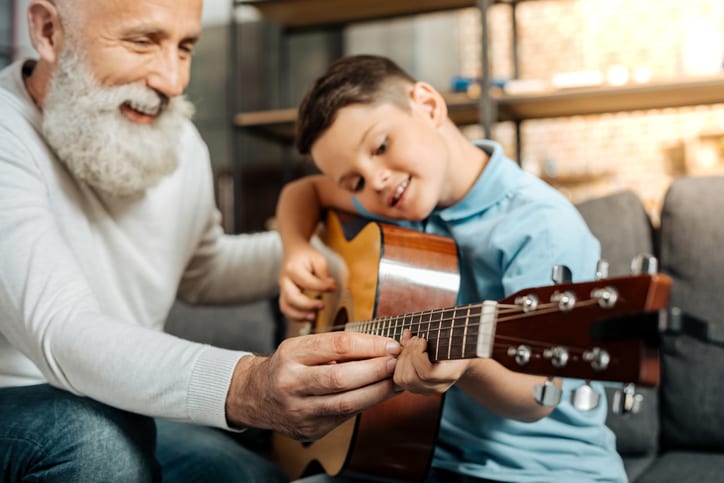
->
[[425, 309, 433, 344], [430, 309, 442, 361], [461, 305, 470, 359], [404, 313, 414, 338], [464, 304, 482, 358], [447, 307, 454, 360], [346, 302, 496, 361]]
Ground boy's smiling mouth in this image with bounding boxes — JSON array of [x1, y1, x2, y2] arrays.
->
[[389, 176, 410, 207]]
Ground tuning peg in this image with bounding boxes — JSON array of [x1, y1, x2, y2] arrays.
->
[[534, 378, 562, 407], [515, 294, 539, 313], [612, 383, 644, 414], [631, 254, 658, 275], [595, 259, 609, 279], [571, 381, 601, 411], [551, 265, 572, 284]]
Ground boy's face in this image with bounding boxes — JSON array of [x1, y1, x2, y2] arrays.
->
[[311, 92, 452, 221]]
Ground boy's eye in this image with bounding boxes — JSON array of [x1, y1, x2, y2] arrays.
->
[[344, 177, 364, 193], [374, 137, 388, 156], [352, 177, 365, 193]]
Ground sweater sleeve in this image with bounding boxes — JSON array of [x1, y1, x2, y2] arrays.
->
[[0, 129, 244, 429], [176, 213, 283, 305]]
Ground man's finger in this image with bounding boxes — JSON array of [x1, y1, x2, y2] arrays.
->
[[309, 377, 400, 419], [303, 355, 398, 395], [288, 332, 400, 365]]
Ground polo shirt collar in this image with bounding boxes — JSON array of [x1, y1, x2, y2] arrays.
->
[[432, 140, 520, 222]]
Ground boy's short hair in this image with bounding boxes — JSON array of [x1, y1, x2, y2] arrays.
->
[[296, 55, 416, 155]]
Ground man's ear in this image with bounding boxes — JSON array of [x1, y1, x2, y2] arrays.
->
[[27, 0, 65, 63], [409, 81, 448, 128]]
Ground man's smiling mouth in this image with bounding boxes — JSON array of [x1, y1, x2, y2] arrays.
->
[[123, 100, 162, 117]]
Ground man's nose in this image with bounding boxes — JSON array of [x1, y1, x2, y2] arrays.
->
[[147, 49, 187, 98]]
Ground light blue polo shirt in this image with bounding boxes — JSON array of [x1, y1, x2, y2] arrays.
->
[[354, 140, 626, 483]]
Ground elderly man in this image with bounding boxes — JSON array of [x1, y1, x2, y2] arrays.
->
[[0, 0, 401, 481]]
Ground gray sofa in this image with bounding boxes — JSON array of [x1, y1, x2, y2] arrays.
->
[[166, 176, 724, 482], [578, 176, 724, 483]]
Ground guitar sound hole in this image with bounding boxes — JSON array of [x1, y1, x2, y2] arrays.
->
[[333, 308, 348, 331]]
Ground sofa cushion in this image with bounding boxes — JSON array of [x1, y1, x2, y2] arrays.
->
[[576, 190, 656, 277], [576, 191, 660, 458], [658, 176, 724, 450], [165, 299, 279, 354], [633, 451, 724, 483], [604, 386, 659, 456], [576, 190, 655, 276]]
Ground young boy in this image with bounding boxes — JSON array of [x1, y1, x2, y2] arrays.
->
[[276, 55, 626, 483]]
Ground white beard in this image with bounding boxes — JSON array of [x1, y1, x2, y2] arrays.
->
[[41, 49, 195, 197]]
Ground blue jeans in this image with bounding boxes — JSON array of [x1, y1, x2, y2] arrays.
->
[[0, 384, 287, 482]]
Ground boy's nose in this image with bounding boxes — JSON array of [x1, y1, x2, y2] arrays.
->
[[368, 168, 390, 192]]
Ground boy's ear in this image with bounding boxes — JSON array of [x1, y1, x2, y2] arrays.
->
[[409, 81, 448, 128], [27, 0, 65, 63]]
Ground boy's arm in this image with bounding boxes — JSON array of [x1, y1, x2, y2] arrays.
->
[[275, 175, 357, 320]]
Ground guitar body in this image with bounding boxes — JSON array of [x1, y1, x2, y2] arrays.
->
[[272, 211, 460, 481], [271, 212, 672, 481]]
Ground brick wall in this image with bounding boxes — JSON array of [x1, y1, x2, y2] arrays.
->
[[459, 0, 724, 224]]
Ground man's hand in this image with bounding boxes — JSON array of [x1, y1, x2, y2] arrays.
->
[[225, 331, 401, 440], [278, 241, 336, 321]]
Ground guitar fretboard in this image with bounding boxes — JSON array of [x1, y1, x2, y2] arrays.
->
[[345, 301, 497, 362]]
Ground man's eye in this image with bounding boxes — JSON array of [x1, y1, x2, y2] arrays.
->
[[180, 43, 195, 55], [374, 138, 388, 156], [127, 38, 153, 49]]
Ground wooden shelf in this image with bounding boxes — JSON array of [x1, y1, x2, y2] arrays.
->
[[234, 75, 724, 142], [236, 0, 522, 29], [494, 75, 724, 120]]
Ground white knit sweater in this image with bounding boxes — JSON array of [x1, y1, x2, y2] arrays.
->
[[0, 60, 282, 429]]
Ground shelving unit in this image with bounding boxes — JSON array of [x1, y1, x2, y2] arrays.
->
[[239, 0, 496, 28], [230, 0, 503, 231], [230, 0, 724, 231], [234, 74, 724, 143]]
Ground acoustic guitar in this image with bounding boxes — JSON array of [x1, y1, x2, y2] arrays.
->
[[272, 211, 671, 482]]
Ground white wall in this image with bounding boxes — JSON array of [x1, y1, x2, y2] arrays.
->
[[201, 0, 232, 27], [14, 0, 34, 60]]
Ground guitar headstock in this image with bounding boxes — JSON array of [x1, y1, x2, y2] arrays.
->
[[491, 272, 671, 386]]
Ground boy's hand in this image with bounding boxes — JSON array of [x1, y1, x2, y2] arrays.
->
[[279, 242, 337, 321], [393, 329, 471, 395]]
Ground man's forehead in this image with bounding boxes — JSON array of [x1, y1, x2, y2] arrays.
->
[[75, 0, 203, 26]]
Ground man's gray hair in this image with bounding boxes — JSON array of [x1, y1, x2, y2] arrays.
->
[[53, 0, 85, 37]]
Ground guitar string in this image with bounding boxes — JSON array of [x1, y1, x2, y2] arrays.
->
[[307, 298, 604, 356], [340, 299, 599, 340], [337, 301, 597, 335]]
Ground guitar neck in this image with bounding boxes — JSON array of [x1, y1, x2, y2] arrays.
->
[[345, 301, 498, 362], [341, 273, 670, 386]]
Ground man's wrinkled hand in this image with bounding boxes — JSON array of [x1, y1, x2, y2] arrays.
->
[[225, 331, 401, 440]]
